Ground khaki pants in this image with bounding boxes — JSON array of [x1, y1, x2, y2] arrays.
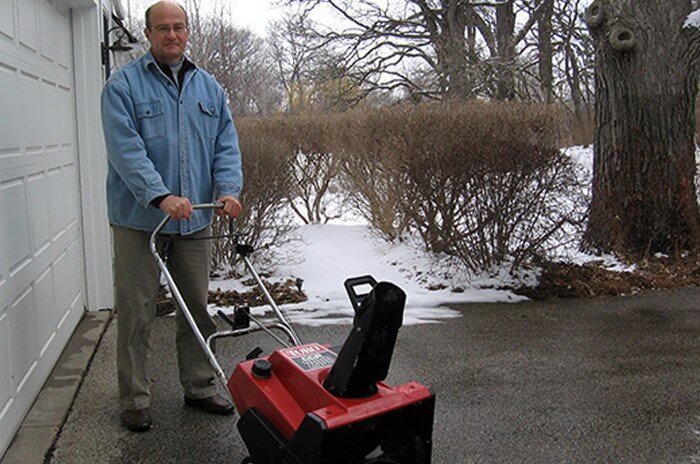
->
[[112, 225, 217, 410]]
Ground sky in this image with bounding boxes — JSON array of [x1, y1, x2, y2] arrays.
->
[[202, 0, 283, 36], [122, 0, 284, 36]]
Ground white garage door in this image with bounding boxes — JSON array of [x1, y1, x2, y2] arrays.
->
[[0, 0, 85, 454]]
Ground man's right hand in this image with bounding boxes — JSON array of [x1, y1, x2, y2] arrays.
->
[[159, 195, 193, 220]]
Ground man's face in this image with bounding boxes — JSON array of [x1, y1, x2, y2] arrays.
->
[[144, 2, 189, 64]]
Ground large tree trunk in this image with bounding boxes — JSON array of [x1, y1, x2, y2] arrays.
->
[[495, 0, 516, 100], [537, 0, 554, 103], [442, 1, 470, 99], [584, 0, 700, 254], [417, 0, 470, 100]]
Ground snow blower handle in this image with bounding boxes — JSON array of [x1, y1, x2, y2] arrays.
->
[[149, 203, 301, 406], [149, 203, 237, 403]]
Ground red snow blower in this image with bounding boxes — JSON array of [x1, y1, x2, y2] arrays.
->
[[151, 204, 435, 464]]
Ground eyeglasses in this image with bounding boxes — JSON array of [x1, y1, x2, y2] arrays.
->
[[150, 23, 188, 35]]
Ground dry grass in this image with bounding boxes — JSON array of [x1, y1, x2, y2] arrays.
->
[[209, 279, 307, 307], [517, 252, 700, 300]]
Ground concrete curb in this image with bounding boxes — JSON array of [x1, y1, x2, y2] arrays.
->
[[0, 310, 113, 464]]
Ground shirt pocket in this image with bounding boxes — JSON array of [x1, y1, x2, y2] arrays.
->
[[198, 101, 219, 139], [135, 101, 165, 140]]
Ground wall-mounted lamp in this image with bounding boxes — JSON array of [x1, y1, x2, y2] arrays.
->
[[102, 14, 140, 69], [107, 23, 137, 52]]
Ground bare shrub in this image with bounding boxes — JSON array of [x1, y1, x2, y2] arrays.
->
[[218, 101, 588, 274], [210, 117, 296, 269], [331, 111, 412, 241], [282, 115, 343, 224], [336, 102, 587, 272], [289, 150, 343, 224]]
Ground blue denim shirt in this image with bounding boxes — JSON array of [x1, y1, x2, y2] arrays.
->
[[101, 51, 243, 234]]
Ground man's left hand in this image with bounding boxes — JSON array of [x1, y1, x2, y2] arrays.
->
[[216, 196, 243, 218]]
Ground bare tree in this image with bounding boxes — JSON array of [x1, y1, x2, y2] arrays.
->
[[187, 17, 283, 115], [554, 0, 594, 122], [269, 10, 323, 113], [584, 0, 700, 254], [284, 0, 583, 102], [269, 8, 384, 113]]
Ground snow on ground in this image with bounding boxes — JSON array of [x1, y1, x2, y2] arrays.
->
[[549, 145, 638, 273], [685, 9, 700, 29], [210, 224, 530, 327]]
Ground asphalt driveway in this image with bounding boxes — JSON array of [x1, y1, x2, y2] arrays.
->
[[48, 288, 700, 464]]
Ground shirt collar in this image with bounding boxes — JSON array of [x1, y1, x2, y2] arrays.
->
[[142, 50, 197, 71]]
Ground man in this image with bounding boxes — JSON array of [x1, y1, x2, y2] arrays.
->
[[101, 1, 243, 433]]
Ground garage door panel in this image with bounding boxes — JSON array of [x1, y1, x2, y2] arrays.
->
[[64, 164, 79, 226], [45, 168, 58, 236], [34, 267, 55, 357], [8, 287, 37, 392], [53, 251, 70, 316], [44, 83, 61, 147], [0, 312, 11, 409], [19, 71, 43, 150], [55, 8, 71, 69], [0, 248, 4, 287], [0, 65, 21, 154], [27, 172, 51, 252], [46, 167, 64, 235], [39, 0, 68, 65], [65, 241, 82, 312], [0, 179, 32, 274], [47, 86, 74, 146], [57, 87, 74, 144], [0, 0, 14, 41], [43, 81, 60, 147], [38, 0, 54, 62], [53, 240, 80, 322], [18, 0, 38, 52]]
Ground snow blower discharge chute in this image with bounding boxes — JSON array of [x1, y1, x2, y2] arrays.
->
[[151, 204, 435, 464]]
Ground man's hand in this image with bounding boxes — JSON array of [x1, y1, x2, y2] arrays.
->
[[216, 195, 242, 219], [159, 195, 193, 220]]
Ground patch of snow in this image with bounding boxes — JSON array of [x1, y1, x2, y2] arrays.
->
[[684, 9, 700, 29], [563, 144, 593, 175], [209, 224, 531, 326], [209, 277, 251, 293]]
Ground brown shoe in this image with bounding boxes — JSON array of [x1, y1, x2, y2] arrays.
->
[[121, 408, 152, 433], [184, 394, 235, 415]]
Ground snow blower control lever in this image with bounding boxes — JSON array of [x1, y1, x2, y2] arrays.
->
[[151, 203, 435, 464]]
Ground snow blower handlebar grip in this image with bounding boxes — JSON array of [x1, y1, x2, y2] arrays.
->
[[344, 275, 378, 313], [150, 202, 224, 240]]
